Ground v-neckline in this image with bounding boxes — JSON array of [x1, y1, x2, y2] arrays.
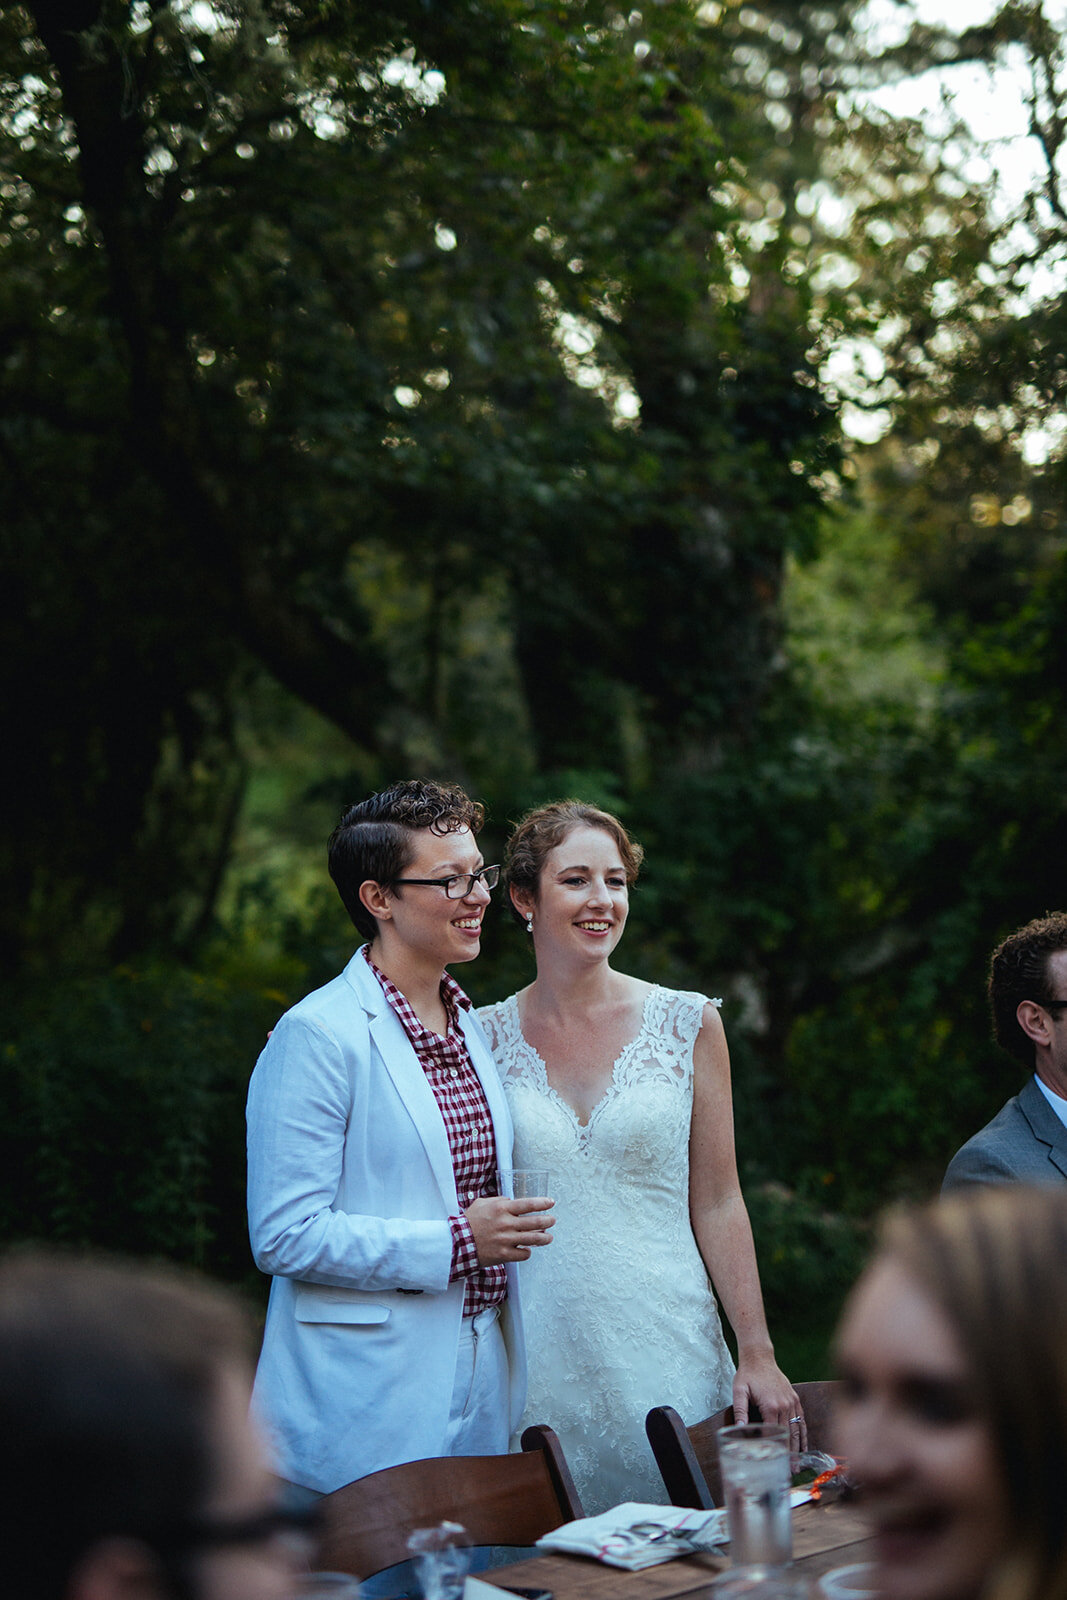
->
[[510, 986, 657, 1131]]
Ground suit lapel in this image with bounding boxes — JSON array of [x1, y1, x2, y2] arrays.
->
[[1019, 1077, 1067, 1180], [344, 951, 458, 1207], [341, 950, 512, 1199]]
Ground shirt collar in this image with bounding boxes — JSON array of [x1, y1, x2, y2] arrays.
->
[[361, 945, 473, 1024], [1034, 1070, 1067, 1128]]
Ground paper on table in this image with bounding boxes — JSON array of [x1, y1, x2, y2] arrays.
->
[[466, 1578, 520, 1600], [534, 1502, 729, 1570]]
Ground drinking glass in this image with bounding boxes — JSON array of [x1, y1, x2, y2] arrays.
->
[[292, 1575, 362, 1599], [495, 1169, 552, 1199], [718, 1422, 792, 1569], [709, 1571, 810, 1598], [817, 1564, 880, 1598], [407, 1520, 471, 1600]]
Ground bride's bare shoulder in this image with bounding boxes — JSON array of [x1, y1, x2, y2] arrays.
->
[[609, 970, 652, 996]]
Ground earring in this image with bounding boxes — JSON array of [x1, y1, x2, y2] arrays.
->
[[525, 913, 534, 934]]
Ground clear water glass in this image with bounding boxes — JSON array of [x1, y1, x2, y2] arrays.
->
[[718, 1422, 792, 1569], [407, 1521, 471, 1600], [494, 1169, 552, 1199]]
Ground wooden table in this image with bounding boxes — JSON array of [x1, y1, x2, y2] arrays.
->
[[481, 1502, 875, 1596]]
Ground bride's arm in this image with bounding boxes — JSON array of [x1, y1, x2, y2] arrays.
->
[[688, 1002, 806, 1446]]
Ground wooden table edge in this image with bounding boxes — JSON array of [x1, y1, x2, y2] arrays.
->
[[480, 1503, 875, 1596]]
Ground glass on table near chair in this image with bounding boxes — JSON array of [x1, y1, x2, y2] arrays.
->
[[407, 1521, 472, 1600], [707, 1570, 810, 1598], [292, 1575, 363, 1599], [817, 1564, 879, 1599], [718, 1422, 792, 1570]]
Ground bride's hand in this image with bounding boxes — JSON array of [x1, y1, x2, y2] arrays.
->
[[732, 1356, 807, 1451], [465, 1196, 555, 1265]]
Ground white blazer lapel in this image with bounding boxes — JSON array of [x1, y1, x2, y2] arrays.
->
[[461, 1007, 514, 1157], [346, 954, 459, 1208]]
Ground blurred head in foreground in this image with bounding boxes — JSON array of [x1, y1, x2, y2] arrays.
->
[[0, 1250, 309, 1600], [834, 1184, 1067, 1600]]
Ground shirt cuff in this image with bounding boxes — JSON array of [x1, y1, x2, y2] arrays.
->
[[450, 1213, 481, 1280]]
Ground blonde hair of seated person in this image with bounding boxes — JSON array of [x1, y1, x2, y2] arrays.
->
[[841, 1185, 1067, 1600]]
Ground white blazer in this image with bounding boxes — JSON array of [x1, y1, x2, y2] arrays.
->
[[247, 949, 526, 1493]]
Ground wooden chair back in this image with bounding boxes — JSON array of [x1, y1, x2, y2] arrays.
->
[[646, 1379, 843, 1509], [316, 1424, 584, 1579]]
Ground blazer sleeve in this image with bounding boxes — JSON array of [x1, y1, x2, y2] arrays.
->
[[246, 1009, 453, 1294]]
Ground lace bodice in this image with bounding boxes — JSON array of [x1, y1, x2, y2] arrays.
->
[[479, 985, 734, 1513]]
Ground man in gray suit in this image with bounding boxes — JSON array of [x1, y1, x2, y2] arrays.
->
[[943, 911, 1067, 1192]]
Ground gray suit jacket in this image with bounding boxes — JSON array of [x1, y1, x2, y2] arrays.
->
[[942, 1076, 1067, 1194]]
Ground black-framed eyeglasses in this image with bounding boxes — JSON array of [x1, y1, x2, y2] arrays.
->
[[156, 1501, 321, 1558], [1043, 1000, 1067, 1013], [390, 864, 500, 899]]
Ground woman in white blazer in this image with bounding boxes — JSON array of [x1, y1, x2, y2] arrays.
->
[[247, 781, 552, 1494]]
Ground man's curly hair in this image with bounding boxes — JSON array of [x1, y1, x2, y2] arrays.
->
[[989, 911, 1067, 1067], [328, 779, 484, 939]]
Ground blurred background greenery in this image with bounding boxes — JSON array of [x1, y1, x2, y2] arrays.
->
[[4, 0, 1067, 1375]]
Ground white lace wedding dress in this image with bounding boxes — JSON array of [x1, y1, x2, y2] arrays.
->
[[478, 985, 736, 1514]]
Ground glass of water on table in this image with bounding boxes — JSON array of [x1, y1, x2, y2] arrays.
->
[[718, 1422, 792, 1571]]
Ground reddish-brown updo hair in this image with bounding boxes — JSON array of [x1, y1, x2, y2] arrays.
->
[[504, 800, 644, 927]]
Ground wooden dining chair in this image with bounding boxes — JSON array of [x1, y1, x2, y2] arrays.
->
[[316, 1424, 585, 1579], [645, 1379, 843, 1509]]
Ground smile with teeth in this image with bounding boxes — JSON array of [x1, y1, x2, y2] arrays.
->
[[577, 921, 611, 931], [453, 917, 482, 929]]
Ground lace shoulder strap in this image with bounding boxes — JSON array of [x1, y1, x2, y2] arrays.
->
[[475, 997, 508, 1055], [611, 986, 718, 1090], [475, 994, 527, 1081]]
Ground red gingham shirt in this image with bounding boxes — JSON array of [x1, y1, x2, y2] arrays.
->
[[364, 949, 507, 1316]]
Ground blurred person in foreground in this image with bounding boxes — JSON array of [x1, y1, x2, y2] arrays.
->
[[0, 1249, 310, 1600], [834, 1184, 1067, 1600], [943, 912, 1067, 1192]]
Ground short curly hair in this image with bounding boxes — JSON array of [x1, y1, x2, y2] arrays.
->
[[328, 779, 485, 939], [988, 911, 1067, 1067], [504, 800, 643, 928]]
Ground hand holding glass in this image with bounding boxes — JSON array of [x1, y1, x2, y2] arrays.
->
[[495, 1169, 553, 1199]]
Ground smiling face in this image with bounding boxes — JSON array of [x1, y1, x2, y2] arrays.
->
[[372, 823, 490, 970], [834, 1256, 1008, 1600], [514, 823, 629, 965]]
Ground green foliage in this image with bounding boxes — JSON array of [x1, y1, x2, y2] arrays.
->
[[745, 1183, 870, 1379], [0, 965, 282, 1288], [5, 0, 1067, 1324], [2, 0, 844, 968]]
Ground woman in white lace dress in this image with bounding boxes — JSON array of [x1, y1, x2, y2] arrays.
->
[[479, 801, 801, 1514]]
